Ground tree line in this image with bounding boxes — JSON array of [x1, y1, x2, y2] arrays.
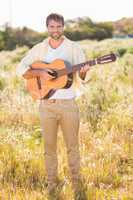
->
[[0, 17, 132, 51]]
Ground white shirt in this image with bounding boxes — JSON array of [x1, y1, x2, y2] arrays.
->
[[44, 40, 76, 99]]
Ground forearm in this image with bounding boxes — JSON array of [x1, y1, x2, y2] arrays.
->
[[23, 69, 43, 79]]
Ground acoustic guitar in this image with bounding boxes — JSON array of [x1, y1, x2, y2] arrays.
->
[[26, 53, 117, 100]]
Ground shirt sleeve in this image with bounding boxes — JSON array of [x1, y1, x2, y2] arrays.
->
[[72, 42, 90, 83], [72, 43, 88, 80], [72, 43, 86, 65], [16, 45, 39, 77]]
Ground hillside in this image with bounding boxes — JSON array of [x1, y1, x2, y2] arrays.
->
[[66, 17, 133, 35], [113, 17, 133, 35]]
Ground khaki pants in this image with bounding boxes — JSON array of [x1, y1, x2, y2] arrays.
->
[[39, 98, 80, 191]]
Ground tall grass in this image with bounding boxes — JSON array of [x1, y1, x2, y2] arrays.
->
[[0, 39, 133, 199]]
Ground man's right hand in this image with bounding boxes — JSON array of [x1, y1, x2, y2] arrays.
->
[[40, 70, 54, 80]]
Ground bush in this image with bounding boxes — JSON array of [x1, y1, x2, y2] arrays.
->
[[117, 48, 127, 57]]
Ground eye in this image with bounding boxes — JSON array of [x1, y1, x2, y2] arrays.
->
[[50, 25, 54, 28]]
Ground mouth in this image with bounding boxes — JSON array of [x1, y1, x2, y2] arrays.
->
[[53, 32, 60, 35]]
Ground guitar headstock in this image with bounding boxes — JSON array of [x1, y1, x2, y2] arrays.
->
[[97, 53, 118, 64]]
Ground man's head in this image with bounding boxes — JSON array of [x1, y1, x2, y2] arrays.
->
[[46, 13, 64, 40], [46, 13, 64, 27]]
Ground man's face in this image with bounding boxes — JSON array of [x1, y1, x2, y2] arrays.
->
[[47, 20, 64, 40]]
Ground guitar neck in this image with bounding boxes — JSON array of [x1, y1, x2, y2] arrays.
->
[[72, 59, 96, 73], [58, 53, 116, 76], [58, 59, 97, 77]]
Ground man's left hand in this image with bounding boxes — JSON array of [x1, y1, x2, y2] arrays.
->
[[79, 64, 90, 80], [80, 64, 90, 73]]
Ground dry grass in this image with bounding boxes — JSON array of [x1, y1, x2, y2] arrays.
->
[[0, 39, 133, 199]]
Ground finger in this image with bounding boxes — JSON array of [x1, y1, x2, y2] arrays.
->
[[80, 67, 85, 73], [47, 74, 55, 79], [46, 68, 54, 74]]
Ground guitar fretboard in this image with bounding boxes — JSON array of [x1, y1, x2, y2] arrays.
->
[[57, 59, 97, 77]]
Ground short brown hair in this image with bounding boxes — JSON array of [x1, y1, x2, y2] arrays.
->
[[46, 13, 64, 27]]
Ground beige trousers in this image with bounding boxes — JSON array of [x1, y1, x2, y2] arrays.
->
[[39, 98, 80, 190]]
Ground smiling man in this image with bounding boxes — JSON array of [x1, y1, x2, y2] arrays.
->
[[17, 13, 89, 199]]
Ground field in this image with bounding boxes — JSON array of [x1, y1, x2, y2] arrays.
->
[[0, 38, 133, 200]]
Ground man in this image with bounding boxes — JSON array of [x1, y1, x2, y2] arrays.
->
[[17, 13, 90, 197]]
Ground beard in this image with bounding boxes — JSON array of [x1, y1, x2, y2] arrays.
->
[[50, 32, 63, 40]]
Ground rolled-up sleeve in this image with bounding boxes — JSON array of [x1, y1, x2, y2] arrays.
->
[[72, 43, 86, 65], [16, 58, 31, 77], [16, 45, 39, 77], [72, 42, 91, 84]]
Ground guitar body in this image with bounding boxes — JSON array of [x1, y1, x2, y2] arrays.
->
[[27, 59, 72, 100]]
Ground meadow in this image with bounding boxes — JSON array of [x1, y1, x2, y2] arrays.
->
[[0, 38, 133, 200]]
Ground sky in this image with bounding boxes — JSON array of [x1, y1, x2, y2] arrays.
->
[[0, 0, 133, 32]]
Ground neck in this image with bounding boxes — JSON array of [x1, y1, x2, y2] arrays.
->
[[49, 37, 64, 49]]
